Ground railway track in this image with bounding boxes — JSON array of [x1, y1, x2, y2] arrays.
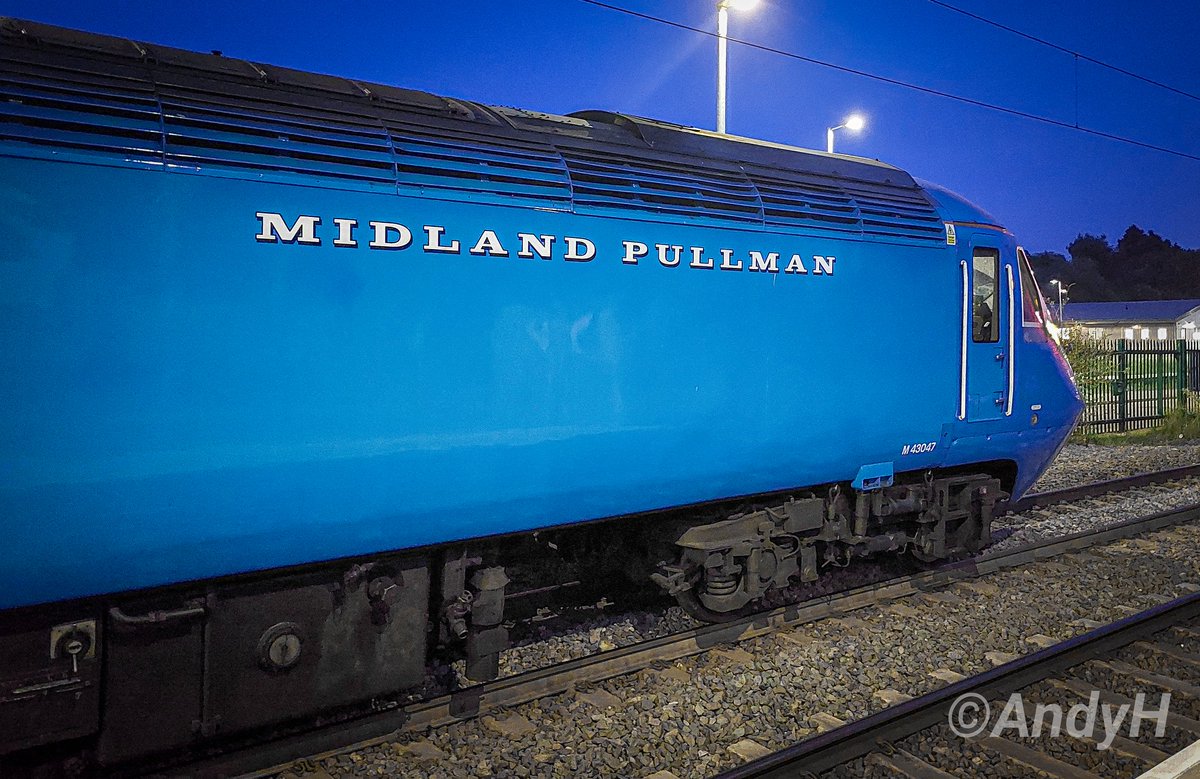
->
[[119, 466, 1200, 777], [715, 594, 1200, 779], [1011, 463, 1200, 512]]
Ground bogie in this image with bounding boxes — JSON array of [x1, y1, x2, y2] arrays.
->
[[655, 473, 1004, 619]]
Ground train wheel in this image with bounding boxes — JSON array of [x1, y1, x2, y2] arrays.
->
[[673, 587, 757, 623]]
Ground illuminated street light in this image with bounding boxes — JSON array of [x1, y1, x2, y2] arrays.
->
[[1049, 279, 1074, 321], [826, 114, 866, 154], [716, 0, 759, 134]]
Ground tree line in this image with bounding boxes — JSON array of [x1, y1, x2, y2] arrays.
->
[[1027, 226, 1200, 303]]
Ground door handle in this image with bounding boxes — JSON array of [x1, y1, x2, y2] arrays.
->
[[109, 599, 208, 628]]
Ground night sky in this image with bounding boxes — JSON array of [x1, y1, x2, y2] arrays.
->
[[3, 0, 1198, 253]]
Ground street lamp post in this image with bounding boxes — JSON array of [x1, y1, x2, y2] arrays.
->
[[716, 0, 759, 134], [1049, 279, 1073, 322], [826, 114, 865, 154]]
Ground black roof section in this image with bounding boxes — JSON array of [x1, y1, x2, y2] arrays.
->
[[0, 17, 946, 242]]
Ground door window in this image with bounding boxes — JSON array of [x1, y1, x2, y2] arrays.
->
[[972, 249, 999, 343]]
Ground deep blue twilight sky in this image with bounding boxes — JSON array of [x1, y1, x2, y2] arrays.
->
[[4, 1, 1198, 253]]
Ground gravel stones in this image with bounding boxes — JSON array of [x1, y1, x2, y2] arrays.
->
[[726, 739, 770, 761], [577, 689, 622, 710], [987, 478, 1200, 555], [482, 712, 536, 738], [1032, 442, 1200, 492], [396, 741, 446, 761]]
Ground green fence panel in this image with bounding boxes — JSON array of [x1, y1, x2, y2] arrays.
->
[[1064, 336, 1195, 433]]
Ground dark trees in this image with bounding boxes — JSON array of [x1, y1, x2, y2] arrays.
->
[[1026, 226, 1200, 302]]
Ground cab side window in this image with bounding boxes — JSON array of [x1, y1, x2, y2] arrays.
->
[[1017, 248, 1046, 325], [972, 249, 999, 343]]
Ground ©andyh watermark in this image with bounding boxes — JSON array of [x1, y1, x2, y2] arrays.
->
[[948, 690, 1171, 750]]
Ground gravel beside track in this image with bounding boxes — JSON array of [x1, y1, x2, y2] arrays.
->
[[1031, 442, 1200, 492], [987, 476, 1200, 554], [302, 521, 1200, 779]]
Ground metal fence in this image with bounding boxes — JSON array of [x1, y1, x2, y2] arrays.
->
[[1067, 339, 1200, 433]]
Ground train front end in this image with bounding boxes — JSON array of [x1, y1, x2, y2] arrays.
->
[[920, 180, 1085, 502]]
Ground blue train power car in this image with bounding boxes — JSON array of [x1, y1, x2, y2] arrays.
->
[[0, 18, 1083, 768]]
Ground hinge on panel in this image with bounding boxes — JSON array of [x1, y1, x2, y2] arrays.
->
[[191, 716, 222, 738]]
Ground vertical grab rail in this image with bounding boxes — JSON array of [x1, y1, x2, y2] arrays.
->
[[1005, 263, 1015, 417], [959, 260, 968, 421]]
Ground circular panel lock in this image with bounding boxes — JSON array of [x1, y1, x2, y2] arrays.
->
[[257, 622, 303, 672], [56, 630, 92, 660]]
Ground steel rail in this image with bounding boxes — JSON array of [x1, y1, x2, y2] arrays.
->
[[206, 498, 1200, 779], [713, 591, 1200, 778], [1013, 462, 1200, 512]]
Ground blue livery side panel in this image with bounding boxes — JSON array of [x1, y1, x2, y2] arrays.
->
[[1, 154, 1014, 609]]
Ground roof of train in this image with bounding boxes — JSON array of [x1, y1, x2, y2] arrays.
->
[[0, 17, 990, 243]]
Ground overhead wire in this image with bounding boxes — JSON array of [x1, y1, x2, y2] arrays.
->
[[926, 0, 1200, 105], [576, 0, 1200, 163]]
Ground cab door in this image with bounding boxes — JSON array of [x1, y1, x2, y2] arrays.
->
[[959, 241, 1013, 422]]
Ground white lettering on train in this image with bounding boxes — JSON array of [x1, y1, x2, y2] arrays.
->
[[332, 218, 357, 248], [368, 221, 412, 250], [468, 230, 509, 257], [563, 236, 596, 262], [254, 213, 838, 279], [256, 212, 321, 245], [518, 233, 554, 260], [748, 251, 779, 273], [424, 225, 460, 253], [621, 240, 648, 265]]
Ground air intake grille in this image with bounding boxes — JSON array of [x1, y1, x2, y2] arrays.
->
[[847, 181, 946, 241], [0, 47, 163, 165], [156, 71, 397, 191], [0, 39, 573, 205], [560, 147, 763, 223], [750, 171, 861, 233], [383, 114, 572, 207], [748, 169, 943, 241]]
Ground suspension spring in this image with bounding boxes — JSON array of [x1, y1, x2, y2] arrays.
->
[[704, 570, 739, 597]]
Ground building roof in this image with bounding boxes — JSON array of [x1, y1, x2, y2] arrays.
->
[[1063, 299, 1200, 324]]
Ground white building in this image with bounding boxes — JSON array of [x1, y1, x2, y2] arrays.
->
[[1062, 299, 1200, 342]]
